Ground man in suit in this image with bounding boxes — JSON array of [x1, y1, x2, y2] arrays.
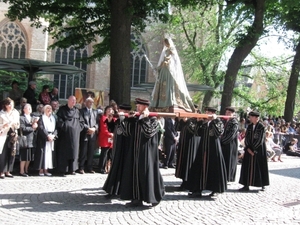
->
[[78, 97, 99, 174], [162, 117, 178, 169]]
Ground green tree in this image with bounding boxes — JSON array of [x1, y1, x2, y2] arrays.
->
[[273, 0, 300, 122], [4, 0, 171, 104], [220, 0, 266, 114]]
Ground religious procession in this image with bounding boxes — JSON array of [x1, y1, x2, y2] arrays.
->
[[0, 38, 299, 210]]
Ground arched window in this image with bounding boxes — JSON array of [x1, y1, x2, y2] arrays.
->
[[54, 46, 88, 99], [0, 21, 26, 59], [130, 33, 147, 87]]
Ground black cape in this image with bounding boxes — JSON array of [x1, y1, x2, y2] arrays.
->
[[56, 105, 84, 172], [175, 118, 201, 182], [184, 119, 227, 193], [103, 117, 130, 195], [119, 116, 165, 204], [221, 118, 239, 182], [239, 121, 269, 187]]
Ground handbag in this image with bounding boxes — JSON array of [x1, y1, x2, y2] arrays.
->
[[17, 129, 28, 149]]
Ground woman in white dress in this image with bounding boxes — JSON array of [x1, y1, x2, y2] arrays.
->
[[0, 97, 20, 179], [34, 105, 56, 176]]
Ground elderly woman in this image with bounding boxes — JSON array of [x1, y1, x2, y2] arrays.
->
[[34, 105, 56, 176], [0, 97, 20, 179], [19, 103, 38, 177]]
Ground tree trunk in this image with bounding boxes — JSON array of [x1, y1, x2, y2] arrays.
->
[[109, 0, 132, 105], [202, 90, 214, 111], [284, 40, 300, 122], [220, 0, 265, 114]]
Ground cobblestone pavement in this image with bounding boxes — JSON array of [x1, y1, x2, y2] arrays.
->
[[0, 155, 300, 225]]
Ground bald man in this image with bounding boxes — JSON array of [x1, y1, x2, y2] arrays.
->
[[56, 96, 85, 176]]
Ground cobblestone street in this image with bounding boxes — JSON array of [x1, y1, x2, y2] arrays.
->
[[0, 155, 300, 225]]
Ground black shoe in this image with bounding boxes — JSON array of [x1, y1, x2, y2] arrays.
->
[[5, 173, 14, 178], [87, 170, 95, 174], [163, 166, 168, 169], [68, 172, 76, 175], [238, 186, 250, 192], [77, 169, 85, 174], [151, 202, 160, 207], [188, 192, 202, 198], [59, 173, 66, 177], [99, 170, 107, 174], [260, 186, 265, 191], [168, 165, 176, 169], [20, 173, 29, 177]]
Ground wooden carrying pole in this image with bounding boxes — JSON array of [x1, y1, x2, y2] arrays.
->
[[122, 112, 234, 119]]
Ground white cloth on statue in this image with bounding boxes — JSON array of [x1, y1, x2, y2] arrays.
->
[[42, 114, 56, 169], [155, 38, 192, 102]]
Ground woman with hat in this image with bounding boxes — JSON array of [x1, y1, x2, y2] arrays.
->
[[239, 111, 269, 191]]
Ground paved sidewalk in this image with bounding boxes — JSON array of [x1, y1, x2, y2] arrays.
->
[[0, 155, 300, 225]]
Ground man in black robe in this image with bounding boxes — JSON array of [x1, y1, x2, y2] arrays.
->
[[78, 97, 99, 174], [120, 98, 165, 207], [184, 107, 227, 197], [56, 95, 84, 176], [239, 111, 269, 191], [221, 106, 239, 182], [175, 117, 201, 188], [103, 103, 132, 197]]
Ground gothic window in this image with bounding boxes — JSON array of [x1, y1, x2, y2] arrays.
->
[[54, 47, 87, 100], [0, 21, 26, 58], [130, 33, 147, 87]]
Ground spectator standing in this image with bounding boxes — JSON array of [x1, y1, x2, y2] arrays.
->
[[38, 85, 52, 105], [98, 106, 115, 174], [239, 111, 269, 191], [8, 80, 23, 108], [19, 103, 38, 177], [56, 96, 84, 176], [34, 105, 56, 176], [48, 87, 59, 102], [78, 97, 99, 174], [23, 81, 40, 111], [0, 98, 20, 179]]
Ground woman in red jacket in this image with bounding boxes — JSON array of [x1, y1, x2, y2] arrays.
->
[[98, 106, 116, 174]]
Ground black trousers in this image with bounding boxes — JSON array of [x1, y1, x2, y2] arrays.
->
[[163, 139, 176, 167], [79, 137, 96, 171], [98, 147, 110, 172]]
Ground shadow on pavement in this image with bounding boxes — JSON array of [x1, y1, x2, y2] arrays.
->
[[269, 167, 300, 179], [0, 191, 158, 212]]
